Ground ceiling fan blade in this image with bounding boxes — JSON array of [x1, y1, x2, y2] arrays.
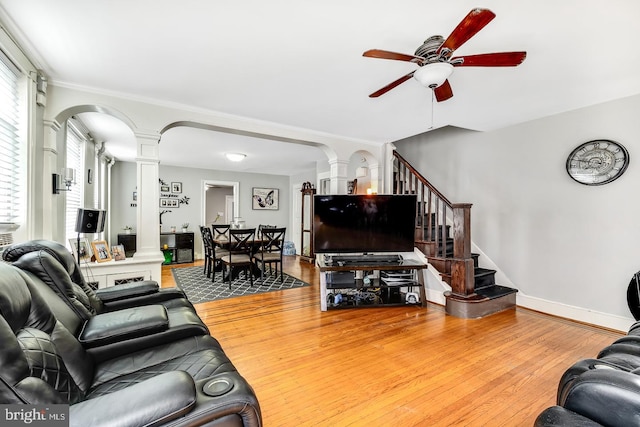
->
[[451, 51, 527, 67], [434, 80, 453, 102], [368, 71, 415, 98], [363, 49, 423, 63], [438, 8, 496, 55]]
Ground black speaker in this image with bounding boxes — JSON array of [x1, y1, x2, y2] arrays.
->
[[75, 208, 105, 233]]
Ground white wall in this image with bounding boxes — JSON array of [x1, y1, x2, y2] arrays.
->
[[110, 161, 290, 259], [395, 94, 640, 330]]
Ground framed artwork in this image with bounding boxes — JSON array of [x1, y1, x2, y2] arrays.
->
[[171, 182, 182, 193], [69, 238, 92, 263], [91, 240, 112, 263], [159, 198, 177, 207], [132, 191, 137, 201], [111, 244, 126, 261], [252, 187, 279, 210], [160, 185, 170, 193]]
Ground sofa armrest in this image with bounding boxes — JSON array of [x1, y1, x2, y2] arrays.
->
[[561, 369, 640, 426], [95, 280, 159, 302], [69, 371, 196, 427], [534, 406, 603, 426], [101, 288, 189, 311], [79, 305, 168, 348]]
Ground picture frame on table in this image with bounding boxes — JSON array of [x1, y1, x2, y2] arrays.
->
[[91, 240, 112, 263], [252, 187, 279, 210], [69, 237, 92, 263], [111, 244, 126, 261]]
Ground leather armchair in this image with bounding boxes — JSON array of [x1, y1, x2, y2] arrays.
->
[[2, 239, 190, 310], [10, 248, 209, 362], [535, 321, 640, 426], [0, 259, 261, 427]]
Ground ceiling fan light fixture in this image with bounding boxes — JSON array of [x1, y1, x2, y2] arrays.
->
[[225, 152, 246, 162], [413, 62, 454, 89]]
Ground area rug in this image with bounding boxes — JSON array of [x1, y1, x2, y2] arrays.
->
[[172, 266, 310, 304]]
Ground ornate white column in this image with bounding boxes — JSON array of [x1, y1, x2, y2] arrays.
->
[[133, 130, 163, 262], [328, 159, 349, 194], [42, 119, 62, 241]]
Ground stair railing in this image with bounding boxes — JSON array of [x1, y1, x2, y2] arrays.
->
[[392, 150, 475, 297]]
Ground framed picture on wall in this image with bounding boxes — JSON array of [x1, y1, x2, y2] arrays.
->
[[252, 187, 279, 210], [160, 185, 170, 193], [171, 182, 182, 193]]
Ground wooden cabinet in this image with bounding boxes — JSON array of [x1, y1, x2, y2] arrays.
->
[[300, 185, 316, 263], [118, 232, 194, 264], [160, 232, 194, 264]]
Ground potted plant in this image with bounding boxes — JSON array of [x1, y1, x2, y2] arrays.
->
[[123, 225, 133, 234], [181, 223, 189, 232]]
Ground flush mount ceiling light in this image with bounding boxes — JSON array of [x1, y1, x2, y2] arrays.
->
[[225, 153, 246, 162], [413, 62, 454, 89]]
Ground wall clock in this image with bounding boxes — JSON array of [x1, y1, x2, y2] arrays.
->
[[565, 139, 629, 186]]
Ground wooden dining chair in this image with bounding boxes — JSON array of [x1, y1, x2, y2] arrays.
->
[[257, 224, 276, 239], [210, 224, 231, 282], [252, 227, 286, 283], [220, 228, 256, 288], [199, 226, 214, 277]]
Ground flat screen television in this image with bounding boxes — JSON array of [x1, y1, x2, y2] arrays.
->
[[313, 194, 417, 254]]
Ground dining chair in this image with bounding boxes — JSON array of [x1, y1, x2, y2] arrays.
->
[[256, 224, 276, 240], [199, 226, 214, 277], [220, 228, 256, 288], [252, 227, 286, 283], [210, 224, 231, 282]]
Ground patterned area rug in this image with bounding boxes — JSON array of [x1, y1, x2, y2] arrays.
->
[[172, 265, 310, 304]]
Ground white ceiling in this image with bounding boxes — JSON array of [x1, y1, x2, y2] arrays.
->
[[2, 1, 640, 175]]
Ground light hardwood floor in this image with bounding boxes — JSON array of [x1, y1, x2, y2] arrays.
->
[[163, 257, 623, 426]]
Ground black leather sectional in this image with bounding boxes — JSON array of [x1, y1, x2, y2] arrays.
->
[[535, 323, 640, 426], [0, 240, 261, 427]]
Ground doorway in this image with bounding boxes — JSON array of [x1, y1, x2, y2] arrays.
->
[[202, 180, 239, 227]]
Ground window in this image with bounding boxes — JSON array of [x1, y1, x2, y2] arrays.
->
[[0, 51, 23, 244], [64, 120, 86, 243]]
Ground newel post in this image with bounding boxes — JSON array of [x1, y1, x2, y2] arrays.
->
[[450, 203, 474, 296]]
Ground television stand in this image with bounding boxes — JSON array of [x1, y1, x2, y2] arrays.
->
[[324, 253, 402, 266], [317, 254, 427, 311]]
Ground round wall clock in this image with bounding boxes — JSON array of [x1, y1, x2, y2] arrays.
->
[[566, 139, 629, 186]]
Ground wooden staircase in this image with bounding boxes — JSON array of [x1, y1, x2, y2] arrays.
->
[[392, 150, 517, 318]]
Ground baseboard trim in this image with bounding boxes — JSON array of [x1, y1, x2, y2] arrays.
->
[[516, 294, 634, 333], [424, 288, 634, 332]]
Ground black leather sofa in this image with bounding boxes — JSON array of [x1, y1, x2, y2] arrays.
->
[[535, 323, 640, 426], [0, 242, 261, 427], [2, 239, 190, 311]]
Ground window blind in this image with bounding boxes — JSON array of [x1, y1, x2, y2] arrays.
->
[[0, 51, 21, 226], [64, 121, 85, 242]]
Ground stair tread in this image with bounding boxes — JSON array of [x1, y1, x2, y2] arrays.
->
[[475, 284, 518, 299], [474, 267, 496, 276]]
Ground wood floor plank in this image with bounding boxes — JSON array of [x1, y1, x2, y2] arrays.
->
[[162, 256, 623, 426]]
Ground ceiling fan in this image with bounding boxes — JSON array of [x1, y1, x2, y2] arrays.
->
[[363, 8, 526, 102]]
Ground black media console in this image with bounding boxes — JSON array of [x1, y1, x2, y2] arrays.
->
[[317, 254, 427, 311]]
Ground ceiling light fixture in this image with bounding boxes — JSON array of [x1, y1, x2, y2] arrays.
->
[[225, 153, 246, 162], [413, 63, 454, 89]]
